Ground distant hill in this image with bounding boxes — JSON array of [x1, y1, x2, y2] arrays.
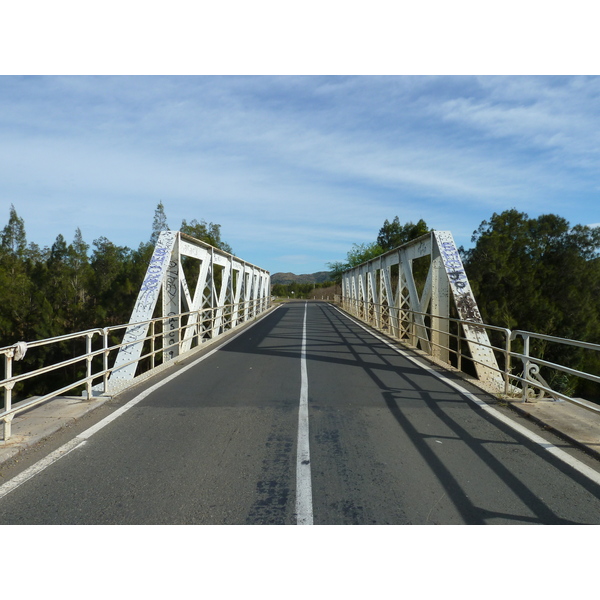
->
[[271, 271, 332, 285]]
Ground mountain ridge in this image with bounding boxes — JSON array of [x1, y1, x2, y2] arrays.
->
[[270, 271, 332, 285]]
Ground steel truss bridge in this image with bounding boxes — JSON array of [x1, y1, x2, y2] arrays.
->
[[2, 229, 600, 441], [1, 230, 600, 525]]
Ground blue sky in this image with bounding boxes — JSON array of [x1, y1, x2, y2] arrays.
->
[[2, 75, 600, 275]]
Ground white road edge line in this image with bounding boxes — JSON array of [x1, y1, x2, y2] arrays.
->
[[296, 302, 314, 524], [331, 305, 600, 487], [0, 306, 281, 501]]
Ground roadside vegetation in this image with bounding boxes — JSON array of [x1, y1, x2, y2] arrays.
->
[[271, 281, 337, 299], [0, 202, 232, 347]]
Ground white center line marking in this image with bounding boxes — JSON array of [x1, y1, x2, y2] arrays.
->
[[296, 302, 314, 525]]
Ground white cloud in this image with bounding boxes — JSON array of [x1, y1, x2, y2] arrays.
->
[[2, 75, 600, 274]]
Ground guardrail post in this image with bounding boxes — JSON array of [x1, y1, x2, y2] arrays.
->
[[150, 320, 156, 370], [504, 330, 511, 396], [102, 329, 109, 395], [522, 333, 531, 402], [85, 333, 93, 399], [457, 324, 463, 372], [2, 352, 14, 440]]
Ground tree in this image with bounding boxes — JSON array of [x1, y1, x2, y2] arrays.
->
[[89, 237, 133, 325], [180, 218, 233, 254], [377, 217, 429, 251], [0, 247, 33, 343], [327, 261, 347, 284], [346, 242, 385, 266], [463, 209, 600, 396], [151, 201, 169, 245], [461, 209, 600, 334], [327, 242, 384, 283], [0, 204, 27, 257], [49, 233, 68, 265], [67, 228, 93, 326], [0, 205, 32, 343], [328, 216, 430, 282]]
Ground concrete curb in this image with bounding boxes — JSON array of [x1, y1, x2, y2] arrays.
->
[[503, 398, 600, 461], [0, 396, 110, 467]]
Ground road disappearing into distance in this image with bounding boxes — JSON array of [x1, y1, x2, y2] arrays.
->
[[1, 301, 600, 524]]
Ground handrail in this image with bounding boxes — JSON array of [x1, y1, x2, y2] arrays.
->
[[1, 296, 270, 440], [512, 329, 600, 352], [510, 330, 600, 414], [338, 294, 511, 389], [336, 295, 600, 414], [4, 295, 600, 442]]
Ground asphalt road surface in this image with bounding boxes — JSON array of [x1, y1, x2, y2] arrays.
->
[[1, 301, 600, 524]]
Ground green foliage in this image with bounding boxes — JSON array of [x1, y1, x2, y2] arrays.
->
[[463, 209, 600, 399], [180, 218, 233, 254], [150, 201, 169, 245], [377, 216, 429, 251], [327, 242, 384, 283], [463, 209, 600, 336], [346, 242, 385, 266], [271, 281, 335, 299], [0, 202, 235, 347], [326, 261, 347, 284], [1, 204, 27, 257]]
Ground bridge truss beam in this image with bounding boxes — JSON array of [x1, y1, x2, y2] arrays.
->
[[107, 231, 270, 392], [341, 230, 504, 392]]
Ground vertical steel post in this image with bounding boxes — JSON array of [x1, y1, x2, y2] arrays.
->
[[150, 320, 156, 370], [102, 328, 109, 394], [522, 334, 531, 402], [504, 330, 511, 396], [86, 333, 93, 399], [2, 352, 13, 440], [457, 325, 463, 372]]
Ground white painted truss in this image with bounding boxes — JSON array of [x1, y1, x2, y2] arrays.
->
[[108, 230, 270, 391], [341, 230, 505, 392]]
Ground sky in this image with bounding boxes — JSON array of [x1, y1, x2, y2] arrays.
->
[[1, 74, 600, 275]]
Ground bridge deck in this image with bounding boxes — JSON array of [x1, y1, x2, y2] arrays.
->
[[1, 301, 600, 524]]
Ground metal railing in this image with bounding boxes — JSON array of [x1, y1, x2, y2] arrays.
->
[[510, 330, 600, 411], [1, 297, 270, 440], [4, 294, 600, 441], [1, 328, 104, 440], [335, 295, 600, 414]]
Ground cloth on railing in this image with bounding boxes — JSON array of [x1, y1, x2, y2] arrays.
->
[[13, 341, 27, 361]]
